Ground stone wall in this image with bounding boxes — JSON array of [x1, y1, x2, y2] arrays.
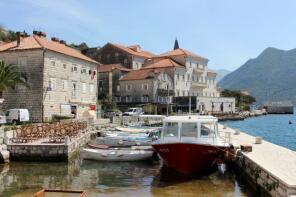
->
[[236, 151, 296, 197], [0, 49, 44, 122], [7, 132, 91, 162]]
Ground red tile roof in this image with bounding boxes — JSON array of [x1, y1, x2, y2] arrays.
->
[[0, 35, 98, 64], [142, 58, 184, 69], [120, 68, 161, 81], [158, 48, 208, 61], [109, 43, 154, 58], [98, 63, 131, 73]]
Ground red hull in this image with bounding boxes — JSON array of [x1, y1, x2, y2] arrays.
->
[[152, 143, 226, 174]]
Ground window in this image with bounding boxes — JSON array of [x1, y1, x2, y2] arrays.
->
[[189, 62, 192, 68], [72, 64, 78, 72], [72, 81, 77, 97], [116, 85, 120, 92], [164, 122, 178, 137], [115, 96, 121, 102], [63, 64, 67, 69], [142, 84, 148, 90], [182, 75, 185, 81], [124, 58, 128, 65], [81, 67, 87, 74], [99, 80, 103, 87], [62, 80, 68, 91], [126, 84, 132, 91], [90, 84, 94, 94], [177, 74, 180, 80], [82, 83, 86, 93], [48, 78, 56, 90], [115, 52, 119, 58], [187, 74, 190, 81], [181, 123, 197, 138], [126, 96, 132, 102], [183, 91, 185, 96], [177, 90, 180, 96], [51, 60, 55, 66], [200, 123, 215, 137], [141, 95, 149, 102]]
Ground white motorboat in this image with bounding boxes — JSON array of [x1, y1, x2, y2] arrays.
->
[[81, 148, 154, 161]]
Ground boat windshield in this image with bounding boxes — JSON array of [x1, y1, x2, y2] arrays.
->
[[201, 123, 216, 137], [163, 122, 178, 137], [181, 123, 197, 138]]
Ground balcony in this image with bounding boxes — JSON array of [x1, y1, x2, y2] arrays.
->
[[157, 88, 175, 96], [194, 67, 204, 74], [191, 81, 208, 88]]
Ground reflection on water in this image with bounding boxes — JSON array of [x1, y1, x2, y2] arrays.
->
[[0, 156, 255, 197]]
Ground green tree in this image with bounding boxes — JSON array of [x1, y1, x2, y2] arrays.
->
[[0, 61, 30, 98]]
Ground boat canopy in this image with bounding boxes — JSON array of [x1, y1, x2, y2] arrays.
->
[[160, 115, 219, 142]]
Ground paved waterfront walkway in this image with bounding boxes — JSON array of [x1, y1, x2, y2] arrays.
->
[[219, 124, 296, 188]]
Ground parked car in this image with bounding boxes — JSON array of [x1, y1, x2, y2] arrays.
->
[[104, 110, 122, 119], [0, 111, 7, 125], [123, 108, 144, 116], [6, 109, 29, 124]]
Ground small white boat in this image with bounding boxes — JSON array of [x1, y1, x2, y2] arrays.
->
[[96, 136, 153, 147], [81, 148, 154, 161]]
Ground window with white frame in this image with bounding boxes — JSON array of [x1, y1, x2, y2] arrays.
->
[[62, 80, 68, 91], [72, 64, 78, 72], [82, 82, 87, 93], [48, 78, 56, 90], [90, 84, 94, 94], [72, 81, 77, 97], [177, 74, 180, 81]]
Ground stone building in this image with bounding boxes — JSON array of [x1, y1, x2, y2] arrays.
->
[[98, 63, 131, 99], [119, 67, 174, 114], [0, 31, 99, 122], [83, 43, 154, 70]]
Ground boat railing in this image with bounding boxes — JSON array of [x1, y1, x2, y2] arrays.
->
[[219, 131, 231, 145]]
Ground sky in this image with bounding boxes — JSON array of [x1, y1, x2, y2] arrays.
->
[[1, 0, 296, 71]]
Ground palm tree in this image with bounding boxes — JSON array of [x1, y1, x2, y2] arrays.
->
[[0, 61, 29, 98]]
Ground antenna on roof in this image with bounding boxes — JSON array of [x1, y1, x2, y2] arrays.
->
[[174, 37, 179, 50]]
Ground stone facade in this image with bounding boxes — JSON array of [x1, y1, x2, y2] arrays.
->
[[0, 42, 98, 122], [83, 43, 149, 70]]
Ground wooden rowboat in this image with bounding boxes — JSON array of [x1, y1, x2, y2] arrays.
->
[[32, 188, 87, 197]]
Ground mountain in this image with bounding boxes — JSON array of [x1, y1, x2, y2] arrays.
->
[[215, 69, 231, 82], [219, 47, 296, 104]]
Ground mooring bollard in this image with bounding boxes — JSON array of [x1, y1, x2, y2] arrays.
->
[[234, 129, 240, 135], [255, 136, 263, 144]]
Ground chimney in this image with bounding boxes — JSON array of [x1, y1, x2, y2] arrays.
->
[[51, 37, 60, 42], [59, 40, 66, 45], [16, 31, 27, 46], [16, 32, 21, 46], [33, 31, 46, 37]]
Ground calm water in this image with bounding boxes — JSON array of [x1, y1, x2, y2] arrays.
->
[[223, 108, 296, 150], [4, 111, 294, 197], [0, 158, 254, 197]]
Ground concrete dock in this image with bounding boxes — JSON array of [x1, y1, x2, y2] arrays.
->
[[219, 124, 296, 197]]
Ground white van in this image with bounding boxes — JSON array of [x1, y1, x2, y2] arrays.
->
[[6, 109, 29, 124], [123, 108, 144, 116]]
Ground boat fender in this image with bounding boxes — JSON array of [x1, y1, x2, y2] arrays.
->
[[136, 142, 141, 146], [117, 152, 124, 157], [118, 140, 124, 145]]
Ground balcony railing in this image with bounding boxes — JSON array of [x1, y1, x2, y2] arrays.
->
[[191, 81, 208, 88], [157, 88, 175, 96]]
